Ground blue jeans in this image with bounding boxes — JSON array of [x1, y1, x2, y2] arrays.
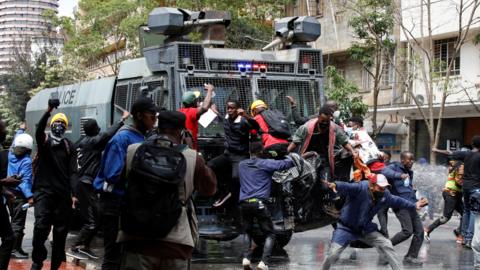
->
[[463, 189, 476, 241]]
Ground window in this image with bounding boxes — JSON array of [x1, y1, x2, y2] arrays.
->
[[315, 0, 324, 16], [380, 58, 393, 88], [434, 38, 460, 77], [361, 68, 371, 92]]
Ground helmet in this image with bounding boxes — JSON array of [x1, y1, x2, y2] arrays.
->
[[13, 133, 33, 150], [182, 91, 201, 105], [250, 100, 267, 116], [50, 113, 68, 127]]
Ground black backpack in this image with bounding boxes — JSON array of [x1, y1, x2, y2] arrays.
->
[[260, 110, 291, 139], [121, 137, 187, 238]]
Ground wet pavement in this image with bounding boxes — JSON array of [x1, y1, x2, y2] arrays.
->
[[7, 210, 473, 269]]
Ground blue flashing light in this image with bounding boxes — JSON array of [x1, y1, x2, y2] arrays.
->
[[237, 64, 245, 68], [245, 64, 252, 69]]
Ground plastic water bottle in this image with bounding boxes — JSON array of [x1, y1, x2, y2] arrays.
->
[[21, 203, 30, 211], [404, 176, 410, 187]]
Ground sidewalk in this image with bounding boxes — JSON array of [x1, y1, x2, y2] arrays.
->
[[8, 209, 102, 270]]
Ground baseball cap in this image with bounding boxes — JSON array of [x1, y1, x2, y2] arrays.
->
[[131, 97, 158, 116], [376, 174, 390, 188]]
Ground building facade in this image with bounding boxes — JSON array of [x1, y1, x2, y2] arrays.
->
[[288, 0, 480, 162], [0, 0, 61, 74]]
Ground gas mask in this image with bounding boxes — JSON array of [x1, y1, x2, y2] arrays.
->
[[51, 122, 66, 137], [13, 146, 29, 157]]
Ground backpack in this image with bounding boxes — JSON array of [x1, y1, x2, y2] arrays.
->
[[260, 110, 291, 139], [121, 137, 187, 238]]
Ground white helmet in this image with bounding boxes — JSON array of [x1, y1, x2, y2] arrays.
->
[[13, 133, 33, 150]]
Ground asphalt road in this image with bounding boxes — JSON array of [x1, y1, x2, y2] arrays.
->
[[10, 210, 473, 270]]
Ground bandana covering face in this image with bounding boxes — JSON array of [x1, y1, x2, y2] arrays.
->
[[50, 122, 66, 144]]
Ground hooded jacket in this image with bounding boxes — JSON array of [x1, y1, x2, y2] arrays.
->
[[76, 121, 124, 184], [7, 129, 33, 199], [93, 125, 144, 196]]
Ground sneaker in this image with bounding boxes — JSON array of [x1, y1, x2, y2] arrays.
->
[[66, 248, 88, 260], [17, 248, 28, 257], [213, 192, 232, 207], [403, 256, 423, 267], [78, 248, 99, 260], [257, 261, 269, 270], [456, 235, 464, 244], [465, 240, 472, 249], [242, 258, 252, 270], [11, 250, 28, 259]]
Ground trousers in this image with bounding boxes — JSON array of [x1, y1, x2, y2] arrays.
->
[[120, 249, 190, 270], [7, 190, 28, 252], [0, 199, 13, 270], [427, 190, 463, 234], [472, 213, 480, 269], [99, 193, 122, 270], [240, 200, 276, 264], [31, 192, 72, 270], [322, 231, 400, 270], [74, 181, 99, 248], [390, 208, 424, 258]]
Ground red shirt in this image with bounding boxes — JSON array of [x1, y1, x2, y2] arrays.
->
[[254, 114, 288, 149], [179, 107, 199, 150]]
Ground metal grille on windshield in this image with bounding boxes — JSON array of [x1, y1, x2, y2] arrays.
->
[[256, 79, 320, 126], [184, 77, 253, 137]]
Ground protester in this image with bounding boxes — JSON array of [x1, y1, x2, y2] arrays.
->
[[425, 159, 464, 243], [0, 119, 21, 270], [179, 84, 214, 150], [93, 97, 157, 270], [287, 106, 356, 182], [117, 110, 216, 270], [387, 151, 425, 266], [347, 116, 382, 166], [7, 128, 33, 259], [286, 96, 342, 127], [208, 100, 259, 207], [434, 135, 480, 259], [251, 100, 290, 159], [321, 175, 428, 270], [239, 141, 294, 270], [31, 101, 78, 270], [69, 110, 130, 260]]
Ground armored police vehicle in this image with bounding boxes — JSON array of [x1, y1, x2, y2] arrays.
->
[[26, 7, 333, 247]]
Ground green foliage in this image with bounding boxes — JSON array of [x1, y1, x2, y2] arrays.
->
[[56, 0, 159, 74], [165, 0, 292, 49], [325, 66, 368, 120], [347, 0, 396, 69]]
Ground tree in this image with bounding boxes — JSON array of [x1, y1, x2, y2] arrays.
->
[[347, 0, 396, 138], [396, 0, 480, 163], [325, 66, 368, 121], [165, 0, 292, 49], [59, 0, 159, 75]]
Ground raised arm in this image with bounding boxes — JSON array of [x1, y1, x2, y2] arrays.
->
[[197, 84, 214, 119]]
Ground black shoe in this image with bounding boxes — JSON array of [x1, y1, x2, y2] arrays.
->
[[465, 240, 472, 249], [11, 250, 28, 259], [66, 248, 88, 260], [17, 248, 28, 257], [78, 248, 99, 259], [403, 256, 423, 267], [31, 262, 43, 270]]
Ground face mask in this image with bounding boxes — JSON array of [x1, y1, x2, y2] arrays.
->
[[344, 127, 353, 134], [13, 147, 29, 157], [333, 110, 341, 119], [373, 191, 385, 202], [319, 122, 329, 129], [51, 122, 66, 137]]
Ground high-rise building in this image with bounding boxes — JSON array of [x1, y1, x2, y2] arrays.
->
[[0, 0, 60, 74]]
